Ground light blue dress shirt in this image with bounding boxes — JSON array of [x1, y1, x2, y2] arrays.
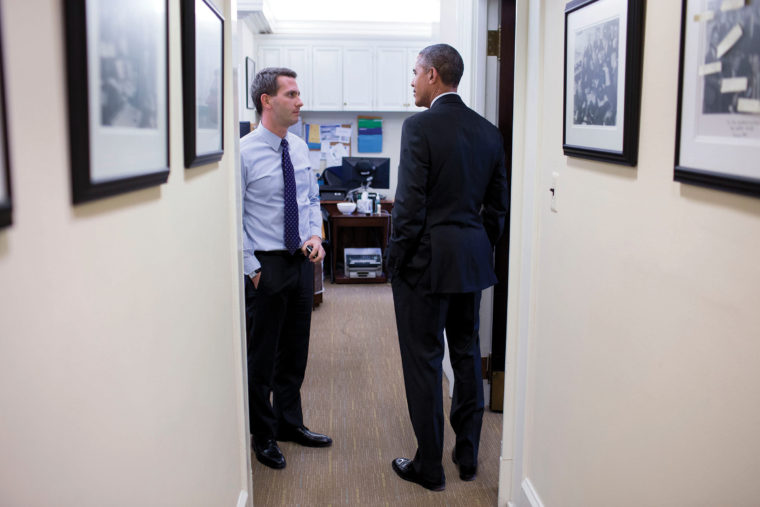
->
[[241, 124, 321, 275]]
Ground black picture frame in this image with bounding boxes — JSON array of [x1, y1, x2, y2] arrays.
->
[[563, 0, 645, 166], [64, 0, 170, 204], [181, 0, 225, 168], [0, 6, 12, 229], [674, 0, 760, 197], [245, 57, 255, 110]]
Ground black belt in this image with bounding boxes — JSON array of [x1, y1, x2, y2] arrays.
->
[[255, 250, 305, 258]]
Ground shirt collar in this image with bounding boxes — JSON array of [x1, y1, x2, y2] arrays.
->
[[430, 91, 458, 108], [256, 123, 286, 152]]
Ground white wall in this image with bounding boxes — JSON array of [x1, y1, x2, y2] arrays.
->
[[507, 1, 760, 506], [0, 1, 250, 506], [238, 18, 257, 124], [298, 111, 412, 198], [439, 0, 471, 106]]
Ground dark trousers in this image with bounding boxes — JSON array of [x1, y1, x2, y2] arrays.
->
[[245, 251, 314, 441], [391, 276, 484, 483]]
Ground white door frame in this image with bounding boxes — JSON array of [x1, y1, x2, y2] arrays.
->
[[496, 0, 543, 505]]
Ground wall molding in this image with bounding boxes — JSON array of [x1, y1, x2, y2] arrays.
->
[[522, 478, 545, 507]]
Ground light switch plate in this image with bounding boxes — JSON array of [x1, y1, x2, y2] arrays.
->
[[550, 172, 559, 212]]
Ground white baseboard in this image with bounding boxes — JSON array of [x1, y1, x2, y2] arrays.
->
[[236, 490, 249, 507], [522, 478, 545, 507]]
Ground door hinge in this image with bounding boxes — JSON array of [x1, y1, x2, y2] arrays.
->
[[487, 28, 501, 59]]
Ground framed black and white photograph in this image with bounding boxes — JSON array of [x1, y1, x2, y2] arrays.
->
[[181, 0, 224, 168], [0, 9, 11, 229], [563, 0, 645, 165], [64, 0, 169, 204], [245, 57, 255, 110], [675, 0, 760, 197]]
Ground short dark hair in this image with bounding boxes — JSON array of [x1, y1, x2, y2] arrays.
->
[[418, 44, 464, 87], [251, 67, 297, 116]]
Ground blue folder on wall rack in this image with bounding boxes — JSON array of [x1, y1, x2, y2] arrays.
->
[[358, 117, 382, 153]]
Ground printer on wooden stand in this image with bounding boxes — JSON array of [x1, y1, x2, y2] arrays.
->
[[343, 248, 383, 279]]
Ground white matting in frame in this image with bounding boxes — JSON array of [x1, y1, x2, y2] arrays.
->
[[1, 6, 12, 227], [563, 0, 644, 166], [677, 0, 760, 185], [181, 0, 224, 168], [194, 0, 223, 156], [0, 73, 9, 227], [245, 57, 255, 110], [86, 0, 168, 183], [0, 98, 7, 209], [565, 0, 628, 153], [65, 0, 169, 203]]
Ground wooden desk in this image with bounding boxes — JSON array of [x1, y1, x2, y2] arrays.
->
[[321, 199, 394, 216], [327, 209, 391, 284]]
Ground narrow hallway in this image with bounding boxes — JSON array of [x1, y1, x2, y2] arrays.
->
[[252, 282, 503, 506]]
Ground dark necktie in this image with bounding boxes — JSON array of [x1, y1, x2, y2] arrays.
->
[[281, 138, 300, 254]]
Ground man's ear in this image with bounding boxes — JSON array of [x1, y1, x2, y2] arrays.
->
[[428, 67, 438, 84], [261, 93, 271, 110]]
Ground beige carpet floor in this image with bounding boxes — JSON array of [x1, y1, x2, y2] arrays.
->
[[252, 281, 502, 506]]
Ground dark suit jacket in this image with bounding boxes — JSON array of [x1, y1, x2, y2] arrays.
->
[[386, 93, 508, 293]]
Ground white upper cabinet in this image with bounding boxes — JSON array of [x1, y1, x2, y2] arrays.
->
[[311, 47, 343, 110], [406, 48, 425, 112], [257, 45, 313, 109], [376, 48, 407, 111], [255, 38, 430, 111], [342, 47, 374, 110], [284, 47, 311, 110], [372, 47, 425, 111], [259, 47, 282, 69]]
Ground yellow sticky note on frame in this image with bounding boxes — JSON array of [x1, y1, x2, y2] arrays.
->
[[721, 77, 748, 94], [721, 0, 746, 12], [717, 24, 743, 59], [737, 98, 760, 114]]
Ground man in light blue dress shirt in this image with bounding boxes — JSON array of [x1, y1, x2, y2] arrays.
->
[[241, 67, 332, 470]]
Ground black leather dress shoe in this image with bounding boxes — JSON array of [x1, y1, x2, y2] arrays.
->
[[452, 449, 477, 481], [253, 439, 286, 469], [391, 457, 445, 491], [278, 426, 332, 447]]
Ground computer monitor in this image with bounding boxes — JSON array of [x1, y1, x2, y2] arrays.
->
[[340, 157, 390, 191]]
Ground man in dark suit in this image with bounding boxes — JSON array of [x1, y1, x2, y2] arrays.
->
[[385, 44, 508, 492]]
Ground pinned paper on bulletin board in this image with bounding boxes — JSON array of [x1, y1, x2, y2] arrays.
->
[[358, 116, 382, 153], [304, 123, 322, 150], [304, 123, 352, 160], [324, 142, 349, 167], [320, 124, 351, 144], [304, 122, 352, 172]]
